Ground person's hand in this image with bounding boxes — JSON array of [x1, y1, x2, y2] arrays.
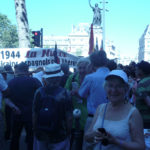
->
[[11, 105, 21, 115], [71, 82, 79, 96], [106, 132, 117, 144], [96, 129, 116, 145], [71, 89, 78, 96], [92, 129, 105, 143]]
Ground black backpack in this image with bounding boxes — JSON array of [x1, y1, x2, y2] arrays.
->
[[37, 87, 64, 134]]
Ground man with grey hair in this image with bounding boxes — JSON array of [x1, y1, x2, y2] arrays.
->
[[78, 51, 109, 150], [60, 63, 72, 87], [65, 57, 90, 149]]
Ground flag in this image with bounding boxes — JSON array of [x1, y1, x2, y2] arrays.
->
[[53, 42, 60, 64], [100, 40, 103, 51], [89, 24, 94, 55], [95, 37, 99, 51]]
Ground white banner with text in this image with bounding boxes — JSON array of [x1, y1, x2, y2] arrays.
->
[[0, 48, 79, 69]]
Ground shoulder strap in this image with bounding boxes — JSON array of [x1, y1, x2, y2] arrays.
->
[[101, 103, 108, 128], [127, 106, 136, 120], [39, 87, 46, 98]]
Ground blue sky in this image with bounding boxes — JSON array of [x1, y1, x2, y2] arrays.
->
[[0, 0, 150, 57]]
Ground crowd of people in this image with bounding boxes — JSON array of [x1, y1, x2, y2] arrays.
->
[[0, 50, 150, 150]]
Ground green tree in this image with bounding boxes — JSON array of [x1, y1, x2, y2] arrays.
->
[[0, 13, 19, 48]]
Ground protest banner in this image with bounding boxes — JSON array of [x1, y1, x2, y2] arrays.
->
[[0, 48, 79, 69]]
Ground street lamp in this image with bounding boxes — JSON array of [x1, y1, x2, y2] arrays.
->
[[100, 0, 108, 51]]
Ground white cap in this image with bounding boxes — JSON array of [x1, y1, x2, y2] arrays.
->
[[105, 70, 128, 84]]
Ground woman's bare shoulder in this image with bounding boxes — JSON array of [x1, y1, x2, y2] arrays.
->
[[128, 104, 143, 123]]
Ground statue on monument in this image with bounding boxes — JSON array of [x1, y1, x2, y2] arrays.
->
[[89, 0, 102, 26]]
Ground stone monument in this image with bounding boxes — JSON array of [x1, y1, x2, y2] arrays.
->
[[89, 0, 103, 49]]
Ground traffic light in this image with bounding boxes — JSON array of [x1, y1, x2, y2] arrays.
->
[[32, 31, 41, 47]]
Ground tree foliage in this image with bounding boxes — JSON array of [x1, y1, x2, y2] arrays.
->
[[0, 13, 19, 48]]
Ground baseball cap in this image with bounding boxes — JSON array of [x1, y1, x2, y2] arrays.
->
[[105, 69, 128, 84]]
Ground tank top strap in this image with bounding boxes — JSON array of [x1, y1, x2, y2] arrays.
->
[[126, 106, 136, 120], [98, 103, 107, 114]]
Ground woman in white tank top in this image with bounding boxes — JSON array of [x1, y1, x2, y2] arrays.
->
[[84, 70, 145, 150]]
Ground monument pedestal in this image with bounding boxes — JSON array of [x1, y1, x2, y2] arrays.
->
[[93, 25, 103, 50]]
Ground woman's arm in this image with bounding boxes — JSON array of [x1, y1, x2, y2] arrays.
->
[[109, 109, 145, 150]]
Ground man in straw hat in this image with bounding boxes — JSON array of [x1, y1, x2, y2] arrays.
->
[[33, 63, 73, 150]]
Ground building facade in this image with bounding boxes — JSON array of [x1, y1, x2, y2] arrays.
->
[[117, 55, 138, 65], [43, 23, 117, 59], [138, 24, 150, 62]]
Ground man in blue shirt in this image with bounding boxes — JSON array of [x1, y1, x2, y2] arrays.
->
[[79, 50, 109, 150]]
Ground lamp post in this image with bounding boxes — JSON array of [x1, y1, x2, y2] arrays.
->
[[100, 0, 108, 51], [41, 28, 43, 48]]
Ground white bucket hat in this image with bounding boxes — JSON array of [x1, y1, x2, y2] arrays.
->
[[42, 63, 64, 79], [105, 70, 128, 84]]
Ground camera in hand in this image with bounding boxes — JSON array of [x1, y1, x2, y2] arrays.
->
[[98, 128, 109, 146]]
